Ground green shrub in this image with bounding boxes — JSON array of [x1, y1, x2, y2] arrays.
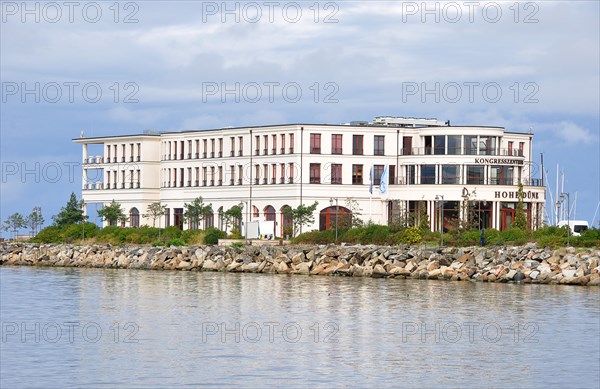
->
[[162, 226, 182, 241], [230, 241, 245, 248], [497, 227, 530, 245], [204, 227, 227, 245], [166, 238, 185, 247], [31, 225, 65, 243], [292, 230, 335, 245], [151, 241, 164, 247], [396, 226, 422, 245]]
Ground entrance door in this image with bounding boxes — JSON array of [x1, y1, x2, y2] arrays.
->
[[501, 209, 515, 230]]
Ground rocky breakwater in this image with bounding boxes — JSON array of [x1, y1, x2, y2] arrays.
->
[[1, 243, 599, 286]]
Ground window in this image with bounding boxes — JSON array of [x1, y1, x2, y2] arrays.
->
[[310, 133, 321, 154], [442, 165, 460, 184], [518, 142, 525, 157], [434, 135, 445, 155], [288, 163, 294, 183], [263, 135, 268, 155], [129, 207, 140, 228], [508, 141, 514, 156], [238, 136, 243, 156], [289, 133, 294, 153], [255, 135, 260, 155], [479, 136, 496, 155], [421, 165, 435, 184], [491, 166, 513, 185], [310, 163, 321, 183], [280, 134, 286, 154], [352, 164, 363, 185], [352, 135, 363, 155], [465, 136, 477, 155], [467, 165, 484, 185], [332, 134, 343, 154], [447, 135, 461, 155], [373, 165, 384, 185], [374, 135, 385, 155], [406, 165, 415, 185], [272, 134, 277, 154], [203, 139, 208, 158], [389, 165, 396, 185], [331, 164, 342, 184], [402, 136, 412, 155]]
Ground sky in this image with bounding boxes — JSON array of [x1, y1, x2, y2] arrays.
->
[[1, 1, 599, 236]]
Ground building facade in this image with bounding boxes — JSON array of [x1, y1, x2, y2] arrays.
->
[[74, 117, 546, 236]]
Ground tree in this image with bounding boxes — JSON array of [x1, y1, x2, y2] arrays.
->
[[3, 213, 27, 239], [344, 198, 364, 229], [183, 197, 213, 229], [97, 200, 128, 226], [53, 192, 86, 226], [223, 204, 243, 232], [513, 181, 527, 229], [283, 201, 318, 237], [144, 202, 167, 227], [26, 206, 45, 236]]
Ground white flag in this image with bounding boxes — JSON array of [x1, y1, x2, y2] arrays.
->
[[379, 164, 389, 196]]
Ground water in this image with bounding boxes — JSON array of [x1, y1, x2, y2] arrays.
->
[[1, 266, 599, 388]]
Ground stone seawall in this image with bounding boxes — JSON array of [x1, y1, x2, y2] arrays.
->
[[1, 243, 599, 286]]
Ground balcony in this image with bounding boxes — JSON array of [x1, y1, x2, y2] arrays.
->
[[271, 178, 276, 184], [210, 152, 215, 158], [195, 153, 199, 159], [263, 148, 268, 155], [83, 156, 104, 164], [280, 148, 285, 154], [238, 150, 243, 156], [129, 157, 133, 162], [254, 178, 259, 185], [187, 180, 191, 187], [272, 148, 276, 155], [288, 177, 293, 184], [218, 179, 222, 186], [399, 147, 525, 157], [230, 151, 235, 157], [263, 178, 267, 184], [255, 149, 260, 156], [310, 148, 320, 154], [202, 180, 207, 186], [218, 151, 222, 158], [280, 177, 285, 184], [203, 152, 207, 158], [195, 180, 199, 187], [136, 156, 140, 162], [230, 179, 234, 186], [289, 147, 294, 154], [237, 179, 242, 185]]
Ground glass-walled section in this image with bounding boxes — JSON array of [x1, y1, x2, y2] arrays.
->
[[405, 135, 518, 156]]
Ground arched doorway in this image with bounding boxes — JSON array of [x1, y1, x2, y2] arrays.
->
[[319, 206, 351, 231], [264, 205, 276, 222], [280, 205, 292, 238], [252, 205, 260, 220], [129, 207, 140, 228]]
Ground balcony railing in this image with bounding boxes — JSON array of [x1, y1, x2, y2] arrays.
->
[[399, 147, 525, 157]]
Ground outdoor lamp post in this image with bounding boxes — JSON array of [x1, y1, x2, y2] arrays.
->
[[329, 197, 338, 243], [560, 192, 570, 246], [435, 195, 444, 247]]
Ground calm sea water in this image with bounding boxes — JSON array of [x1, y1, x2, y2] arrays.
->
[[1, 266, 599, 388]]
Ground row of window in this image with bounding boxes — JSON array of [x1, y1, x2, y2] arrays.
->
[[309, 134, 385, 156], [161, 133, 297, 161], [161, 163, 297, 188], [104, 169, 141, 189], [106, 143, 142, 163]]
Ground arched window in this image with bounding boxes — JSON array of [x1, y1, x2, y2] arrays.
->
[[204, 210, 214, 229], [252, 205, 260, 219], [264, 205, 276, 222], [129, 207, 140, 228], [319, 206, 352, 231]]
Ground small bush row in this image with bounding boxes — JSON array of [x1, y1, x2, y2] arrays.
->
[[31, 224, 226, 246], [292, 224, 600, 248]]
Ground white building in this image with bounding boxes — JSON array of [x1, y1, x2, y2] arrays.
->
[[74, 117, 546, 236]]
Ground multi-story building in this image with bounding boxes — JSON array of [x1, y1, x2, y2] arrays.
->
[[74, 116, 545, 236]]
